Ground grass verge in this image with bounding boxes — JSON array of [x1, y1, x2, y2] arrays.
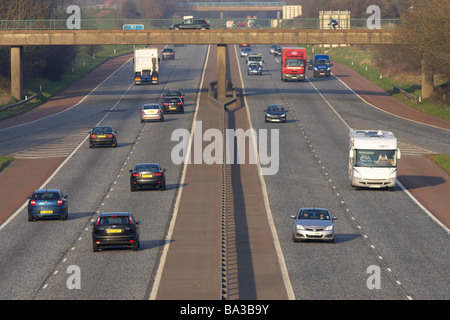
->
[[0, 156, 14, 173]]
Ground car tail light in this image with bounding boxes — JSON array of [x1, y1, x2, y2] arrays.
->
[[163, 102, 168, 106], [135, 77, 140, 81], [157, 110, 161, 113], [180, 96, 183, 99], [30, 199, 36, 206], [96, 217, 101, 226], [57, 199, 63, 205], [90, 134, 95, 138], [133, 173, 140, 177], [154, 172, 162, 177], [129, 240, 134, 243], [108, 134, 114, 138], [129, 217, 133, 224], [178, 102, 182, 105]]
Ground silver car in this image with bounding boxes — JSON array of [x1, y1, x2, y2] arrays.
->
[[291, 208, 337, 242], [140, 103, 164, 122]]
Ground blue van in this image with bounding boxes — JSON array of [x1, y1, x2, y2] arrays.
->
[[313, 54, 332, 77]]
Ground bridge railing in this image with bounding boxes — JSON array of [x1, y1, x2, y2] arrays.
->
[[0, 18, 401, 31]]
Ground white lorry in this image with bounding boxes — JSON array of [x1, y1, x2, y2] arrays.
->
[[134, 48, 159, 85], [349, 130, 401, 191]]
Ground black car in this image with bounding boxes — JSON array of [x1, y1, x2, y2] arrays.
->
[[162, 48, 175, 60], [89, 126, 117, 148], [169, 18, 210, 30], [91, 212, 140, 252], [130, 163, 166, 191], [163, 89, 184, 102], [27, 189, 69, 221], [162, 96, 184, 113], [264, 104, 288, 123]]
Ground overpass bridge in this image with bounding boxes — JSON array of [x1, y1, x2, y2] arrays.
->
[[1, 28, 401, 100]]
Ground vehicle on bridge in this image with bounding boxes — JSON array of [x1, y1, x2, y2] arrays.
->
[[134, 48, 159, 85], [281, 47, 306, 81], [313, 54, 332, 77], [169, 18, 210, 30], [349, 130, 401, 191]]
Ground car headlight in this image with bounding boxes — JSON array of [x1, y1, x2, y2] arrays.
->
[[296, 224, 305, 230], [314, 67, 318, 70], [325, 225, 334, 231]]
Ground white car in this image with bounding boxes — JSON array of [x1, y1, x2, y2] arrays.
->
[[291, 208, 338, 242], [240, 47, 253, 57]]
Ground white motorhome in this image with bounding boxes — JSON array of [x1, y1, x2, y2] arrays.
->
[[134, 48, 159, 85], [349, 130, 401, 190], [246, 53, 263, 66]]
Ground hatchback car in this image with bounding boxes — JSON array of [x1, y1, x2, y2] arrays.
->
[[273, 46, 282, 56], [169, 18, 210, 30], [264, 104, 287, 123], [248, 62, 262, 75], [163, 89, 184, 102], [91, 212, 140, 252], [140, 103, 164, 122], [162, 96, 184, 113], [89, 126, 117, 148], [291, 208, 338, 242], [130, 163, 166, 191], [162, 48, 175, 60], [27, 189, 69, 221], [240, 47, 253, 58]]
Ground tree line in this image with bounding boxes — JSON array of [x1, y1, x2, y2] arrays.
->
[[0, 0, 77, 82]]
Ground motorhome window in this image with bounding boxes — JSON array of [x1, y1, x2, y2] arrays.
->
[[354, 150, 397, 167], [286, 59, 304, 67]]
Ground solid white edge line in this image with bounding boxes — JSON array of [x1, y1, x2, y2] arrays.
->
[[0, 56, 133, 134], [0, 83, 135, 233], [309, 73, 450, 234], [148, 45, 211, 300], [233, 45, 296, 300]]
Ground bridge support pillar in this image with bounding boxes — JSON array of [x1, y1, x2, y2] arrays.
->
[[11, 46, 23, 100], [217, 44, 227, 99]]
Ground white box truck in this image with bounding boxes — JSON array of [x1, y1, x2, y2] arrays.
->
[[349, 130, 401, 191], [134, 48, 159, 85]]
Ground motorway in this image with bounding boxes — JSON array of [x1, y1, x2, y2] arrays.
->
[[0, 44, 449, 300]]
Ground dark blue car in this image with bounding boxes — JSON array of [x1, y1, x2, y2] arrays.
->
[[27, 189, 69, 222], [247, 62, 262, 75], [313, 54, 332, 77]]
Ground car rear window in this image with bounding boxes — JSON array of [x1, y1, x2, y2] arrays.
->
[[165, 97, 180, 102], [99, 216, 131, 225], [92, 127, 112, 134], [143, 105, 159, 109], [34, 192, 59, 200], [136, 164, 159, 171]]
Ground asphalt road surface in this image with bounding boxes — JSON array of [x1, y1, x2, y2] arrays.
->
[[0, 44, 448, 300]]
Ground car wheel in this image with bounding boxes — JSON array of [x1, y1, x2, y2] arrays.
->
[[28, 215, 34, 222], [160, 117, 164, 122], [130, 184, 137, 192], [93, 242, 100, 252], [89, 144, 94, 148], [61, 212, 68, 221], [131, 241, 139, 251], [160, 183, 166, 191]]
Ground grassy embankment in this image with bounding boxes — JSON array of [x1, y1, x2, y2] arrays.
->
[[305, 45, 450, 174]]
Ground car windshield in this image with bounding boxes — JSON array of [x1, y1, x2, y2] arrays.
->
[[164, 49, 173, 52], [286, 59, 304, 67], [92, 127, 112, 134], [298, 210, 330, 220], [268, 105, 284, 112], [34, 192, 59, 200], [98, 216, 131, 225], [249, 63, 260, 68], [354, 150, 397, 167], [315, 59, 330, 66], [135, 164, 159, 171]]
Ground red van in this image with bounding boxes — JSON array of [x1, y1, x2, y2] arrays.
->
[[281, 47, 306, 81]]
